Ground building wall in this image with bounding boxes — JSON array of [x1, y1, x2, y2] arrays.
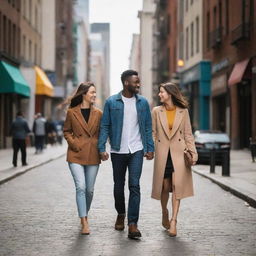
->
[[182, 0, 203, 70], [138, 0, 155, 106], [90, 23, 110, 100], [41, 0, 55, 71], [203, 0, 256, 148], [55, 0, 73, 91], [129, 34, 140, 72]]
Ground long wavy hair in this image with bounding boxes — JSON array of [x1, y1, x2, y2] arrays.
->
[[159, 82, 189, 109], [69, 82, 95, 108]]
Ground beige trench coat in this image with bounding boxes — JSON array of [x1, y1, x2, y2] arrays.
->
[[151, 106, 198, 200]]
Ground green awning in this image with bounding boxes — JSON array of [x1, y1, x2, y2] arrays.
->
[[0, 61, 30, 97]]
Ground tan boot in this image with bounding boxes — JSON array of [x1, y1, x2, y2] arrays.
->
[[80, 217, 90, 235]]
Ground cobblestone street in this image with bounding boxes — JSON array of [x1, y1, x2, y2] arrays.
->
[[0, 156, 255, 256]]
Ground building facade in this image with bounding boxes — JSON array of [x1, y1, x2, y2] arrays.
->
[[203, 0, 256, 149], [178, 0, 211, 131], [138, 0, 155, 106]]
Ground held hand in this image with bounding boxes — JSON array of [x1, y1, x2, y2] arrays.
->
[[144, 152, 154, 160], [100, 152, 109, 161]]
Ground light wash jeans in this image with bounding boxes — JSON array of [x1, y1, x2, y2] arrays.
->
[[68, 163, 99, 217]]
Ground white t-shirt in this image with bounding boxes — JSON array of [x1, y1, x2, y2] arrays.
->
[[111, 95, 143, 154]]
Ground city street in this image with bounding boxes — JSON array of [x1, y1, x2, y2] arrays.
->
[[0, 156, 255, 256]]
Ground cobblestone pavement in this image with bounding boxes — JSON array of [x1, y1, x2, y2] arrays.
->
[[0, 156, 255, 256]]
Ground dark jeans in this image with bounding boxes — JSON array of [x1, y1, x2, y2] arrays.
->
[[35, 135, 45, 152], [12, 139, 27, 166], [111, 150, 144, 225]]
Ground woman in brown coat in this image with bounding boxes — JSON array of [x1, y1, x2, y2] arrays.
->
[[63, 82, 102, 235], [151, 82, 197, 237]]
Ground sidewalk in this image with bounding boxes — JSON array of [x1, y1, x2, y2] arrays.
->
[[193, 149, 256, 207], [0, 142, 67, 185]]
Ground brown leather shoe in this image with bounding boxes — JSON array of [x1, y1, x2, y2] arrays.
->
[[128, 224, 142, 239], [115, 214, 125, 231]]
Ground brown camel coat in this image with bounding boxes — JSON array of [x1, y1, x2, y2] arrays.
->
[[151, 106, 198, 200], [63, 105, 102, 165]]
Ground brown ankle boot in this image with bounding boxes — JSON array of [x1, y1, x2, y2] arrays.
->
[[128, 224, 142, 239], [115, 214, 125, 231], [80, 217, 90, 235]]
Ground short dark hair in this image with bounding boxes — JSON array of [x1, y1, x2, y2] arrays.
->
[[121, 70, 138, 85], [16, 111, 23, 117]]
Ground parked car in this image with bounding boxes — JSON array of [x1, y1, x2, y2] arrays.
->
[[194, 130, 230, 165]]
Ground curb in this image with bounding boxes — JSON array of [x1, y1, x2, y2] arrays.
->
[[0, 153, 65, 185], [193, 168, 256, 208]]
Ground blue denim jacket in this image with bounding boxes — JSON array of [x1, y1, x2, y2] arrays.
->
[[98, 92, 154, 153]]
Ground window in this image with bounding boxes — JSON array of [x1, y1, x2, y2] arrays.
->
[[34, 43, 37, 63], [207, 12, 210, 49], [214, 6, 217, 29], [23, 35, 26, 58], [186, 0, 188, 12], [186, 27, 189, 60], [191, 0, 193, 5], [35, 6, 38, 31], [8, 19, 12, 53], [191, 22, 194, 57], [0, 12, 2, 50], [219, 0, 222, 28], [196, 17, 199, 53], [29, 40, 32, 61], [3, 15, 7, 51], [225, 0, 229, 35]]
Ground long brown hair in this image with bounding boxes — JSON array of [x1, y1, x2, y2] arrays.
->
[[69, 82, 95, 108], [159, 82, 189, 109]]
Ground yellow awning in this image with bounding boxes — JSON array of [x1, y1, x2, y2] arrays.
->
[[35, 66, 54, 97]]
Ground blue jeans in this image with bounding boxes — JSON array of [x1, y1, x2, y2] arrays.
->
[[111, 150, 144, 225], [68, 163, 99, 217]]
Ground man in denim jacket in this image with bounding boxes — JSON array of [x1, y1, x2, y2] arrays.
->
[[98, 70, 154, 239]]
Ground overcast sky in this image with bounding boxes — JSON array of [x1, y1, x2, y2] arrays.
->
[[89, 0, 143, 94]]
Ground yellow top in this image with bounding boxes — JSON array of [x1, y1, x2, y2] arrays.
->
[[166, 107, 176, 131]]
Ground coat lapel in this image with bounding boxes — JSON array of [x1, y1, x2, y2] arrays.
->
[[87, 106, 98, 134], [72, 105, 92, 136], [158, 106, 171, 139], [170, 107, 185, 139]]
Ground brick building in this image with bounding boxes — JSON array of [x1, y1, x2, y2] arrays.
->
[[203, 0, 256, 148]]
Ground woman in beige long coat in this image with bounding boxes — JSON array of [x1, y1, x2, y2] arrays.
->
[[151, 82, 197, 237], [63, 82, 102, 235]]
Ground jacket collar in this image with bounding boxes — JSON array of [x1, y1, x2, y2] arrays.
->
[[159, 105, 185, 140], [116, 91, 141, 102], [72, 105, 97, 136]]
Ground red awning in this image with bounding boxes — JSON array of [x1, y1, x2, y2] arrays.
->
[[228, 59, 250, 86]]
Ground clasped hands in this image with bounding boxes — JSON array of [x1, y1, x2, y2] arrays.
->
[[100, 152, 154, 161]]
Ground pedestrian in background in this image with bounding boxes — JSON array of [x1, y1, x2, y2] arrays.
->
[[33, 113, 46, 154], [151, 82, 197, 237], [98, 70, 154, 239], [10, 111, 30, 167], [63, 82, 102, 235], [45, 118, 57, 145]]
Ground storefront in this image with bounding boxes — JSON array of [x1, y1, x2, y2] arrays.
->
[[211, 58, 230, 134], [34, 66, 54, 118], [228, 58, 255, 149], [180, 61, 211, 131], [0, 60, 30, 148]]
